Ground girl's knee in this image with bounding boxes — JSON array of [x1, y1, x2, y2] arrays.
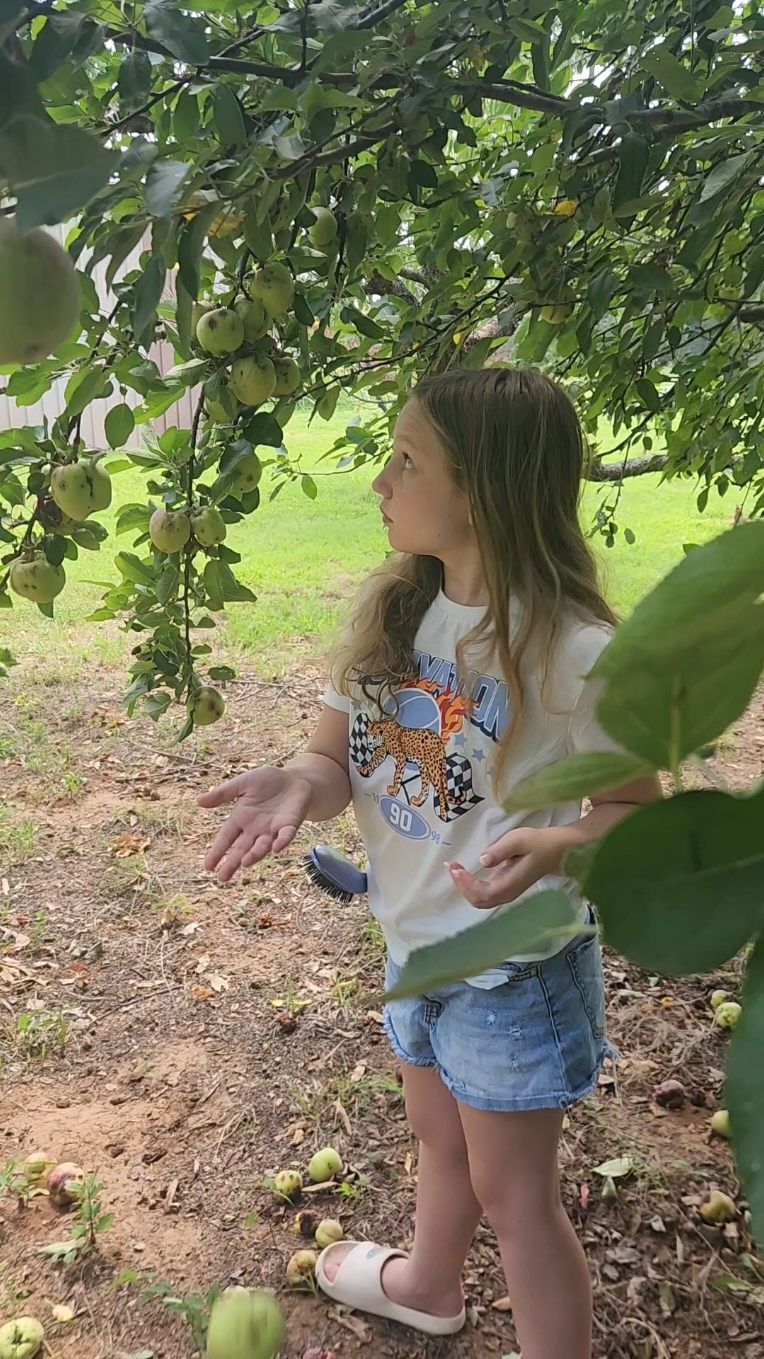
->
[[468, 1159, 562, 1228]]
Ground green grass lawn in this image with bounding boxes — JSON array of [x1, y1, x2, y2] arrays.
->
[[6, 408, 735, 676]]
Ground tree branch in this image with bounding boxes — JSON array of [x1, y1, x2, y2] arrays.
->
[[357, 0, 410, 30], [585, 453, 668, 482], [99, 28, 764, 144], [365, 271, 417, 302]]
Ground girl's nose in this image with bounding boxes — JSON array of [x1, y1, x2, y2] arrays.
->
[[371, 468, 388, 496]]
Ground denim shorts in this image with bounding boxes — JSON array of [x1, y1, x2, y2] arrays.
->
[[383, 923, 611, 1114]]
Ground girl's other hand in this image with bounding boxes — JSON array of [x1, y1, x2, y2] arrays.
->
[[198, 767, 313, 882], [446, 826, 566, 910]]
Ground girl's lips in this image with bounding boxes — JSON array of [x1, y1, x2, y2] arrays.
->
[[381, 509, 392, 524]]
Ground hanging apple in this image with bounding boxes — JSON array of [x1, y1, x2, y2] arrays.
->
[[149, 507, 191, 553], [0, 218, 80, 366], [249, 263, 294, 317], [190, 687, 225, 725], [9, 557, 66, 603], [229, 356, 277, 406], [307, 206, 338, 248], [191, 506, 227, 547], [196, 307, 244, 355]]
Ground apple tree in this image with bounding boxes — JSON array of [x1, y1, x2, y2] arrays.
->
[[2, 0, 764, 723], [1, 0, 764, 1247]]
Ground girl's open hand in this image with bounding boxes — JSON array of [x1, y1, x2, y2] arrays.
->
[[198, 767, 313, 882], [446, 826, 566, 910]]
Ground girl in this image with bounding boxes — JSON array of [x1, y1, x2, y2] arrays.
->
[[199, 368, 660, 1359]]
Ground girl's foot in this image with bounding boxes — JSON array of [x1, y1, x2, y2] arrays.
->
[[321, 1242, 463, 1317]]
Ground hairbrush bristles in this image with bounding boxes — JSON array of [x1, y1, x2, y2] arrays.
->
[[304, 845, 368, 902]]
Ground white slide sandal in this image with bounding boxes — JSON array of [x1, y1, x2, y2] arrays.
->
[[316, 1241, 466, 1337]]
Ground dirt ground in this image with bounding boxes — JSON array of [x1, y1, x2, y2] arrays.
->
[[1, 650, 763, 1359]]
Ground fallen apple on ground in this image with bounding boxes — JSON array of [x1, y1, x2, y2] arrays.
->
[[699, 1190, 737, 1223], [307, 1147, 342, 1183], [48, 1163, 85, 1209], [0, 1317, 44, 1359], [315, 1219, 343, 1248], [274, 1169, 303, 1201], [286, 1250, 317, 1287], [206, 1287, 285, 1359], [22, 1152, 55, 1185]]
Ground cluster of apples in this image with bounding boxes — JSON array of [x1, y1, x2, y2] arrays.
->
[[192, 206, 338, 414], [194, 262, 301, 410], [9, 460, 112, 605]]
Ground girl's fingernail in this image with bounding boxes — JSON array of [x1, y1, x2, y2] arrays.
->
[[479, 854, 491, 866]]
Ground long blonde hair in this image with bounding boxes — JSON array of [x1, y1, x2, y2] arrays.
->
[[329, 367, 616, 793]]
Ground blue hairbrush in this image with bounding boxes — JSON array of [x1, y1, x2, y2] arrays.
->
[[304, 845, 368, 903]]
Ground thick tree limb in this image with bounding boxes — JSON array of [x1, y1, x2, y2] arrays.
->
[[102, 25, 764, 144], [586, 454, 668, 482]]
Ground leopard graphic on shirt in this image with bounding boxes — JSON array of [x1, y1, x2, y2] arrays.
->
[[350, 647, 509, 828], [359, 717, 466, 821]]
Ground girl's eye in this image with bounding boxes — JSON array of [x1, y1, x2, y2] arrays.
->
[[402, 452, 413, 469]]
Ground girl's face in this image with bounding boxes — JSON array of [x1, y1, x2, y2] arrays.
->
[[372, 400, 473, 559]]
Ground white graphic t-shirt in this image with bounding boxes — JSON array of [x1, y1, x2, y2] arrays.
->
[[325, 590, 620, 988]]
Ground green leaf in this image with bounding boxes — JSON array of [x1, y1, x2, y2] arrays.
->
[[699, 152, 751, 203], [133, 257, 166, 347], [592, 524, 764, 766], [177, 203, 218, 300], [597, 601, 764, 768], [507, 15, 546, 42], [587, 269, 619, 321], [293, 291, 315, 326], [172, 90, 199, 141], [588, 790, 764, 975], [104, 403, 135, 449], [726, 937, 764, 1246], [117, 50, 152, 114], [208, 665, 236, 682], [642, 45, 702, 101], [384, 891, 582, 999], [0, 116, 119, 232], [203, 559, 225, 610], [630, 263, 673, 294], [65, 366, 108, 418], [144, 2, 209, 65], [243, 201, 275, 263], [612, 133, 649, 218], [595, 523, 764, 662], [506, 752, 654, 811], [144, 159, 191, 218], [175, 277, 193, 360], [243, 413, 283, 447], [30, 12, 89, 82], [114, 552, 154, 585], [635, 377, 662, 412], [212, 84, 247, 148], [341, 305, 385, 339], [156, 564, 179, 605], [301, 473, 317, 500], [144, 691, 172, 721]]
